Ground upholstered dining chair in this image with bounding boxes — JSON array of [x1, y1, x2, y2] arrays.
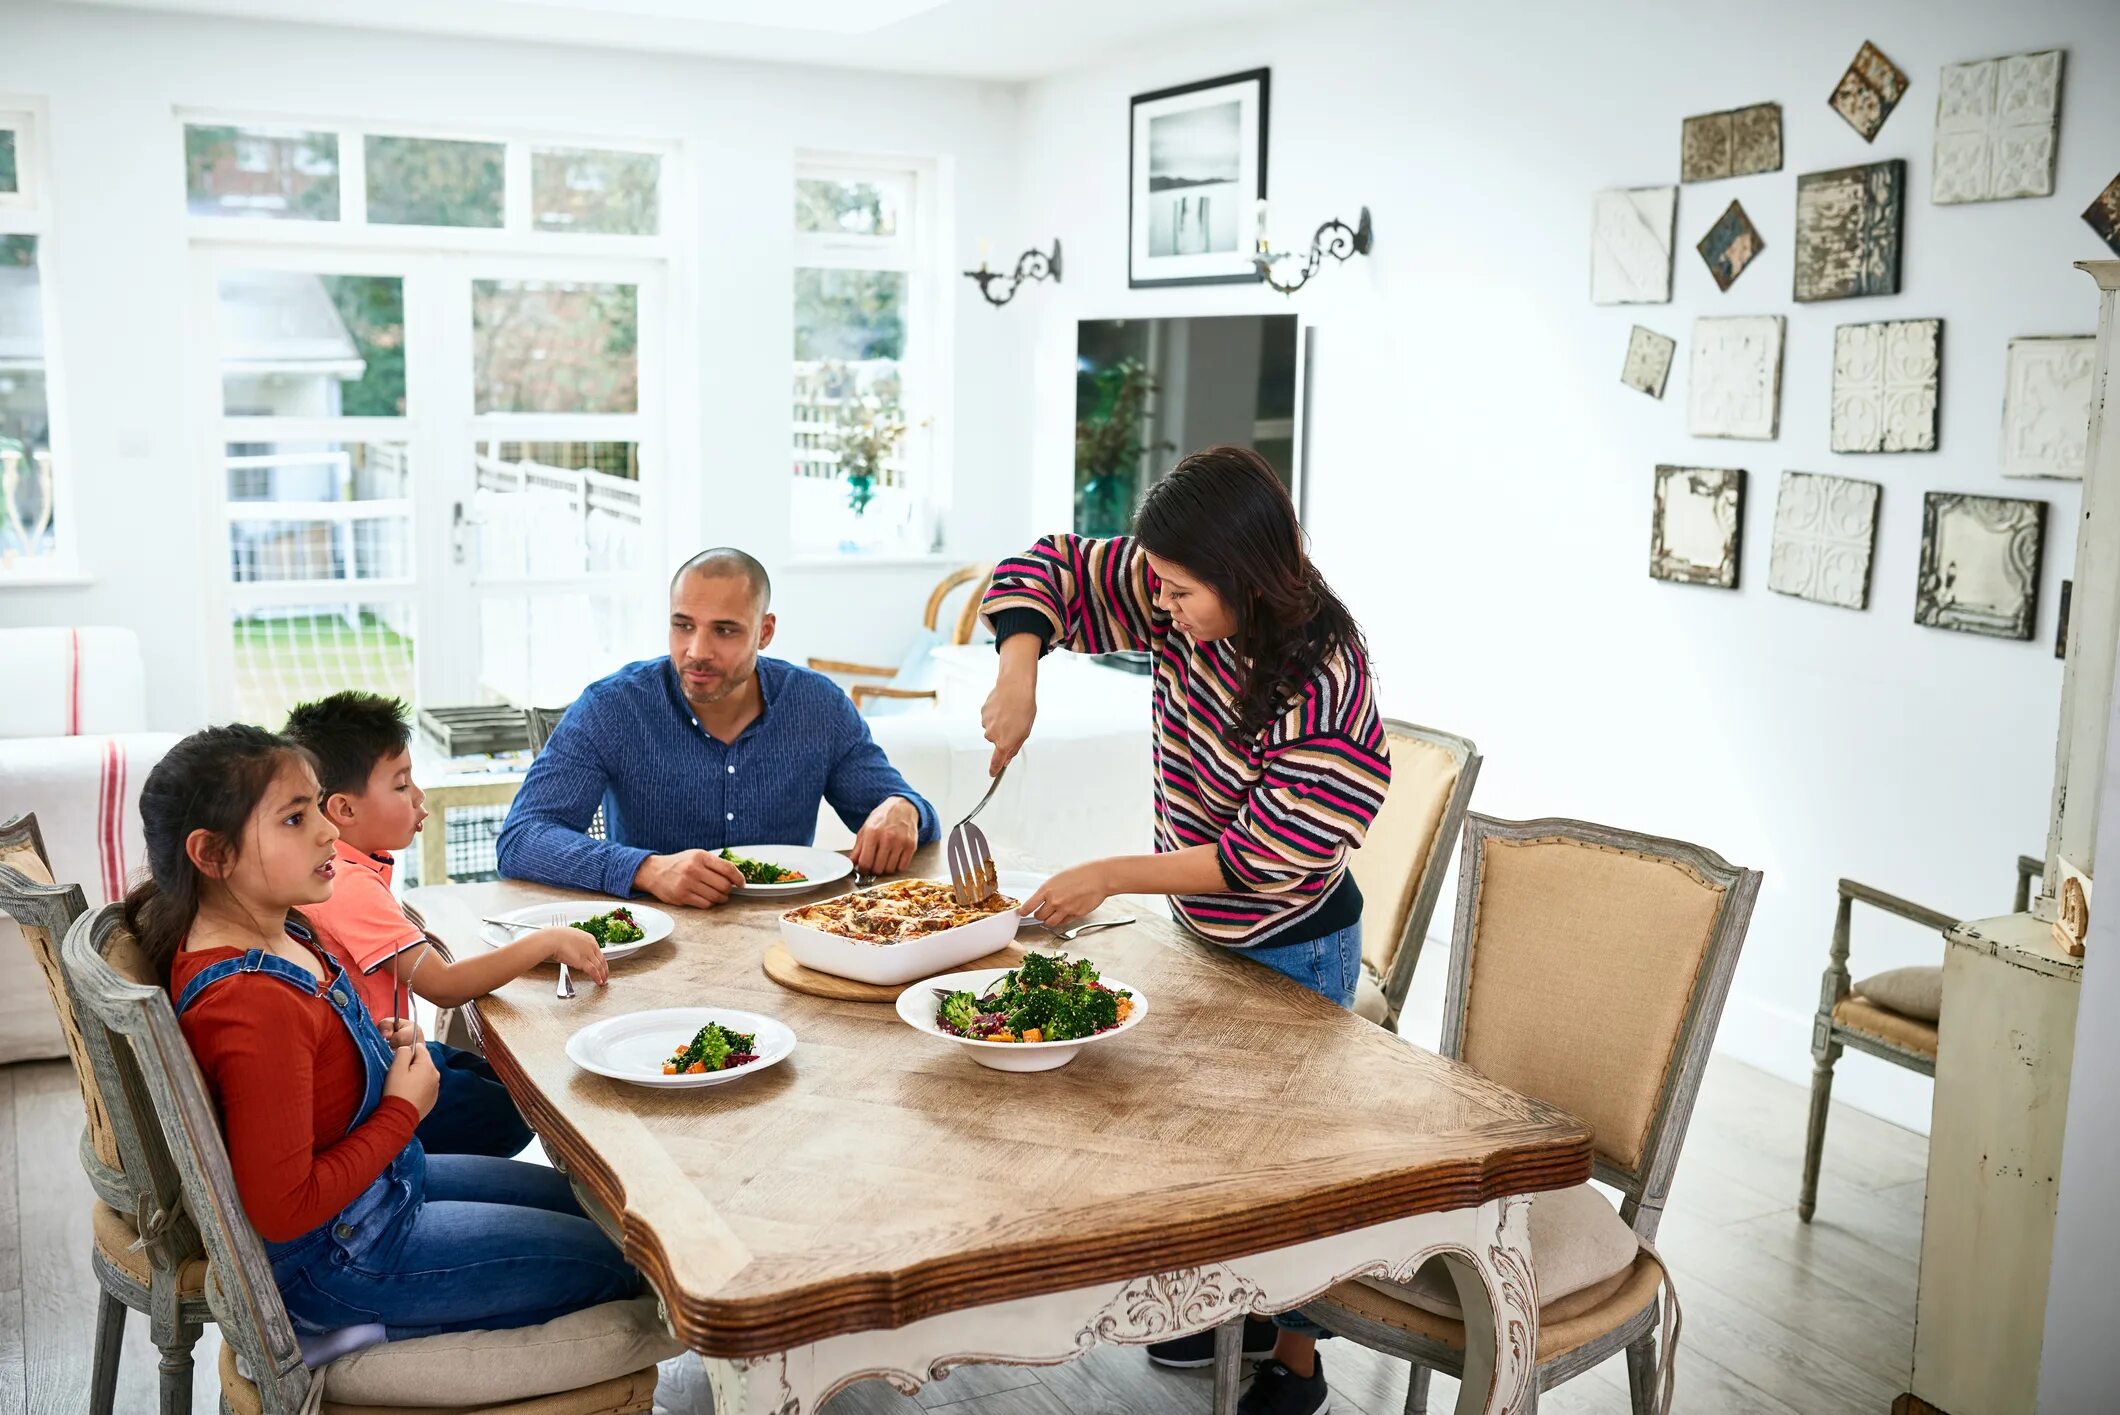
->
[[61, 904, 678, 1415], [808, 562, 993, 712], [1239, 815, 1759, 1415], [1344, 722, 1481, 1031], [521, 704, 606, 841], [1, 814, 211, 1415], [1798, 853, 2042, 1221]]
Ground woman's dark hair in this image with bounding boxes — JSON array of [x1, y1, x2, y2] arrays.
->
[[1134, 444, 1367, 745], [122, 724, 313, 985]]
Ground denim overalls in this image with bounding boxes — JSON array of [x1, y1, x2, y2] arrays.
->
[[174, 922, 427, 1312]]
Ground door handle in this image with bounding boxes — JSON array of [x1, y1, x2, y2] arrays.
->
[[451, 500, 481, 567]]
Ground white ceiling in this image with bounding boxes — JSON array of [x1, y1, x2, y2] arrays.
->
[[59, 0, 1292, 80]]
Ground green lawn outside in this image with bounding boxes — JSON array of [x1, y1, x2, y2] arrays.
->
[[232, 611, 416, 728]]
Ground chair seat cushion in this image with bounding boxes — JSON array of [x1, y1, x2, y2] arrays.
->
[[1358, 1183, 1639, 1319], [218, 1341, 658, 1415], [1354, 970, 1390, 1025], [91, 1200, 207, 1297], [1851, 965, 1941, 1023], [1329, 1250, 1662, 1362], [1834, 994, 1938, 1057]]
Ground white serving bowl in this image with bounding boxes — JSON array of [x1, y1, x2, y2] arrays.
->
[[894, 967, 1147, 1072], [778, 881, 1022, 986]]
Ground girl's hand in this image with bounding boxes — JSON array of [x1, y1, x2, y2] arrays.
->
[[542, 926, 610, 986], [1020, 862, 1112, 931], [380, 1016, 423, 1049], [383, 1038, 440, 1119]]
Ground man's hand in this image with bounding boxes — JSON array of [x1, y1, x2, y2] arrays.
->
[[851, 796, 921, 875], [633, 850, 746, 908]]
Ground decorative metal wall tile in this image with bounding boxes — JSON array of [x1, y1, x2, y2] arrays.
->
[[1652, 465, 1744, 588], [2002, 336, 2096, 480], [1688, 315, 1784, 440], [1591, 186, 1676, 304], [1831, 319, 1941, 454], [1681, 103, 1782, 183], [1697, 201, 1764, 291], [1621, 325, 1676, 399], [1830, 41, 1909, 142], [1915, 492, 2045, 640], [1933, 49, 2064, 205], [1768, 470, 1880, 610], [1795, 161, 1904, 302], [2086, 173, 2120, 256]]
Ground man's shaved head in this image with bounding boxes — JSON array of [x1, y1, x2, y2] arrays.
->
[[672, 547, 771, 610]]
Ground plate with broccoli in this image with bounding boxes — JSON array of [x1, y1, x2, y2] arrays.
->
[[479, 900, 675, 962], [565, 1006, 795, 1089], [720, 844, 851, 896], [896, 951, 1146, 1072]]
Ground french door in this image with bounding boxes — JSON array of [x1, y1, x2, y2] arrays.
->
[[193, 245, 666, 724]]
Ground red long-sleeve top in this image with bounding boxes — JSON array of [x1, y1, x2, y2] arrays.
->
[[170, 944, 421, 1244]]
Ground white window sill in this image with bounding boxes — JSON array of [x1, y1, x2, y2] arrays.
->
[[784, 552, 960, 572], [0, 570, 93, 589]]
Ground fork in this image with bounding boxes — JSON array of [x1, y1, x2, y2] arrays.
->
[[946, 765, 1007, 906], [1022, 917, 1137, 943], [556, 963, 576, 1000]]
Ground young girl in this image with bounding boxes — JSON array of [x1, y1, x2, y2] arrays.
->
[[124, 724, 641, 1339], [980, 445, 1392, 1415]]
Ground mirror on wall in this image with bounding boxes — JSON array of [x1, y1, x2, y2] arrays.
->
[[1074, 314, 1298, 537]]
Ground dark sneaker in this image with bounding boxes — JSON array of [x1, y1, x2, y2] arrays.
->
[[1238, 1357, 1329, 1415], [1145, 1315, 1280, 1368]]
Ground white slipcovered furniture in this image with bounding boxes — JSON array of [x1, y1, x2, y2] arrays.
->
[[0, 626, 178, 1062]]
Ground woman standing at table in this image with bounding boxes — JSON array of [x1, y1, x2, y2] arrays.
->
[[980, 444, 1390, 1415]]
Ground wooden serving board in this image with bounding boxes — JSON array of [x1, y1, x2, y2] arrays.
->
[[760, 938, 1026, 1003]]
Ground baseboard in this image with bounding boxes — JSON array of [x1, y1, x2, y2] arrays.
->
[[1713, 991, 1935, 1137]]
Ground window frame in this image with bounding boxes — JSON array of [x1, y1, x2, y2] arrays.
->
[[0, 95, 83, 585], [790, 150, 953, 558]]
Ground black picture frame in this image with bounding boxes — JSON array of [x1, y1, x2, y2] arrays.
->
[[1128, 67, 1270, 289]]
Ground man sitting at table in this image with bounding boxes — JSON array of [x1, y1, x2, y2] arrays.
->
[[496, 547, 939, 907]]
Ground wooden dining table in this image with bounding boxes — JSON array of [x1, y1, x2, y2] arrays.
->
[[408, 848, 1591, 1415]]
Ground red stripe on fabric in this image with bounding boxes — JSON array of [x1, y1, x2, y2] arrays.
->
[[98, 738, 124, 900], [67, 629, 82, 736]]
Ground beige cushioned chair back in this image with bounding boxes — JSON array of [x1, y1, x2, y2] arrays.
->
[[1349, 730, 1462, 979], [1459, 834, 1723, 1173], [3, 856, 123, 1172]]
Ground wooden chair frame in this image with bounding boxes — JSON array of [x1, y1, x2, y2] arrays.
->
[[809, 562, 992, 709], [0, 810, 53, 871], [522, 704, 607, 843], [1368, 721, 1483, 1032], [1296, 814, 1761, 1413], [1797, 854, 2041, 1221], [7, 873, 210, 1415]]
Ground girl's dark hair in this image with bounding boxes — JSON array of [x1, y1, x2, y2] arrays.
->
[[1134, 444, 1367, 745], [122, 724, 313, 985]]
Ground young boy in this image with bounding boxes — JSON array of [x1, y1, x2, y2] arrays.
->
[[284, 692, 609, 1158]]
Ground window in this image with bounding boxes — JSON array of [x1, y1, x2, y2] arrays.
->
[[791, 157, 943, 556], [184, 124, 341, 220], [364, 136, 503, 228], [0, 98, 72, 580]]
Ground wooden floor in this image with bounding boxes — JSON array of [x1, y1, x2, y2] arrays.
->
[[0, 1052, 1925, 1414]]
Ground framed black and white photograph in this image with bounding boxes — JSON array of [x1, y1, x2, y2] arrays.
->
[[1129, 68, 1268, 288]]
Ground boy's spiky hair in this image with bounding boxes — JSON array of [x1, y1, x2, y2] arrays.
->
[[282, 691, 412, 800]]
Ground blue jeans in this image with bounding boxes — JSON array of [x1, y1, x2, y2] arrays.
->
[[417, 1043, 536, 1159], [278, 1154, 641, 1340], [1243, 920, 1361, 1338]]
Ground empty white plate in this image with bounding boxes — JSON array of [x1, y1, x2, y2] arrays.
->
[[564, 1007, 795, 1089], [479, 901, 675, 964], [722, 845, 854, 896]]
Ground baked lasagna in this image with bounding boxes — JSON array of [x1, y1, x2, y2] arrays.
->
[[783, 879, 1018, 944]]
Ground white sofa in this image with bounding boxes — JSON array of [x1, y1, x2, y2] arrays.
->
[[0, 627, 179, 1062]]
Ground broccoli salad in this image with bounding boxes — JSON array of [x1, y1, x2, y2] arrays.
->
[[935, 951, 1134, 1044], [662, 1022, 760, 1075], [575, 907, 645, 949]]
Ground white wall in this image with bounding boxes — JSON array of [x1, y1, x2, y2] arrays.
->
[[0, 0, 1032, 712], [1015, 0, 2120, 1131]]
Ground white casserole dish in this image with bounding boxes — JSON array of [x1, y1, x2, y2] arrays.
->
[[778, 880, 1022, 986]]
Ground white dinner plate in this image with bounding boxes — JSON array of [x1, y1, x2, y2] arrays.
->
[[724, 845, 854, 896], [564, 1006, 795, 1089], [896, 966, 1147, 1073], [479, 900, 674, 963]]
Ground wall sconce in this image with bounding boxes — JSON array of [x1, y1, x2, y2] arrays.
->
[[1251, 203, 1374, 294], [964, 238, 1063, 307]]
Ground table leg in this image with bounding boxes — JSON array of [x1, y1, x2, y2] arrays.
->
[[706, 1352, 800, 1415], [1436, 1195, 1538, 1414]]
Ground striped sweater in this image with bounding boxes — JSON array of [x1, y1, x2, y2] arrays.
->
[[983, 533, 1391, 948]]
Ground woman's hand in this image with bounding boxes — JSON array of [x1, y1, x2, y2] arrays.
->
[[382, 1037, 440, 1119], [1020, 862, 1113, 931], [982, 636, 1041, 776], [540, 926, 611, 986]]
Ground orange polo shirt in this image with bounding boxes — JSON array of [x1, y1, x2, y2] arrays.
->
[[304, 839, 427, 1025]]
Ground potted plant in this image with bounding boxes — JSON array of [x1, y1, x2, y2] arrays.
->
[[1075, 358, 1168, 537], [808, 363, 910, 516]]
